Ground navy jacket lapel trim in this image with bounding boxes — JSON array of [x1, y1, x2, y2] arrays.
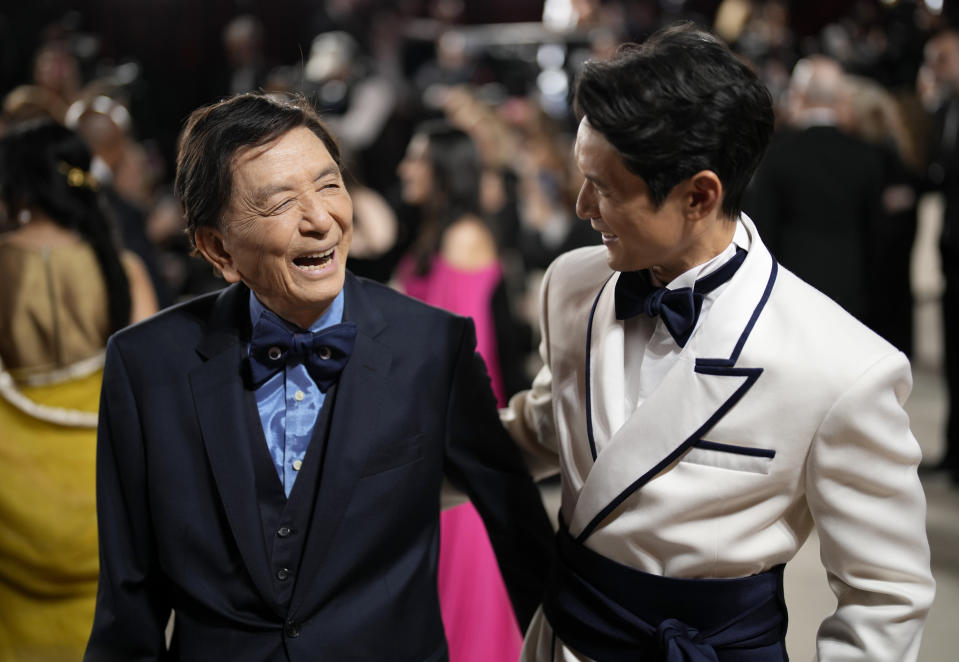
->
[[696, 260, 779, 369], [289, 272, 391, 615], [189, 283, 280, 612], [577, 258, 779, 543], [585, 273, 616, 462]]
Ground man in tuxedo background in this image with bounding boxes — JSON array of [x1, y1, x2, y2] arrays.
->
[[84, 92, 553, 661], [921, 28, 959, 485], [502, 23, 934, 661], [745, 55, 884, 328]]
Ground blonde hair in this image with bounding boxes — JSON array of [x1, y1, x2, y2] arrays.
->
[[845, 75, 921, 172]]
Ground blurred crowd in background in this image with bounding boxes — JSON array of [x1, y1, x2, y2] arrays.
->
[[1, 0, 958, 401]]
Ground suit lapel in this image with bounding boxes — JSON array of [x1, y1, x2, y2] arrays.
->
[[189, 283, 278, 610], [289, 273, 391, 614], [584, 276, 626, 457], [570, 218, 777, 541]]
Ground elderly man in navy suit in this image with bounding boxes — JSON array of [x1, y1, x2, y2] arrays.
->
[[84, 92, 553, 661]]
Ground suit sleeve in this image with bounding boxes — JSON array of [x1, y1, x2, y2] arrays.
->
[[806, 350, 935, 661], [85, 338, 171, 661], [499, 257, 561, 481], [442, 317, 555, 631]]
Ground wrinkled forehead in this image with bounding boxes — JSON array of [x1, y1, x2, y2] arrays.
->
[[233, 128, 334, 181]]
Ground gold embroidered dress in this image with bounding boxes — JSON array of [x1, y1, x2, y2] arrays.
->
[[0, 237, 109, 661]]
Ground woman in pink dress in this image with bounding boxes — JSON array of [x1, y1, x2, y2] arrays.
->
[[395, 120, 523, 661]]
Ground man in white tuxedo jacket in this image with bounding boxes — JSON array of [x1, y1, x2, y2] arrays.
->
[[502, 23, 935, 661]]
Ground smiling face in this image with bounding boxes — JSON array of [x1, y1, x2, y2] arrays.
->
[[196, 126, 353, 328], [574, 118, 698, 280]]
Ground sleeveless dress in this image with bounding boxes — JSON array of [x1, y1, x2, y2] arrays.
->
[[0, 239, 110, 661], [395, 254, 522, 662]]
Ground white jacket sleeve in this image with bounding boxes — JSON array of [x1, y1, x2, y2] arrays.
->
[[806, 350, 935, 661]]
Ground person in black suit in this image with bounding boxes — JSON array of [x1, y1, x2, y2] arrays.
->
[[922, 28, 959, 484], [83, 92, 554, 661], [745, 55, 884, 326]]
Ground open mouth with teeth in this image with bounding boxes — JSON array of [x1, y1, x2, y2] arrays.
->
[[292, 247, 335, 270]]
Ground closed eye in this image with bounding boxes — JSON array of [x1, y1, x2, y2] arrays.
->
[[266, 197, 298, 215]]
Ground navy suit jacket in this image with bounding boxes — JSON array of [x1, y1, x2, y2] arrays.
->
[[85, 273, 554, 661]]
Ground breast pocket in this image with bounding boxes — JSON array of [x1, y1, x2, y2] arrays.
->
[[681, 439, 776, 475], [360, 434, 424, 477]]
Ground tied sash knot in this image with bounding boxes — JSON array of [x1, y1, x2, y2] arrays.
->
[[614, 247, 747, 347], [657, 619, 719, 662], [248, 312, 357, 390]]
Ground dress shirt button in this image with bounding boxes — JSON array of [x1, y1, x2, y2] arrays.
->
[[292, 459, 303, 471], [277, 526, 293, 538], [293, 390, 305, 401], [277, 567, 291, 581], [285, 619, 300, 638]]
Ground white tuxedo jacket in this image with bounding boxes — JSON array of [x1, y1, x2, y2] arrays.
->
[[504, 216, 935, 661]]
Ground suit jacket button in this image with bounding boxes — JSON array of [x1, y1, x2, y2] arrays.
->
[[277, 526, 292, 538], [285, 620, 300, 638], [277, 567, 291, 580]]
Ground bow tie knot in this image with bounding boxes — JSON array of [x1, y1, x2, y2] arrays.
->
[[249, 312, 357, 390], [643, 285, 697, 320], [614, 247, 747, 348]]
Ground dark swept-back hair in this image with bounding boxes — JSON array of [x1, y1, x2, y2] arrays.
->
[[0, 120, 131, 333], [573, 22, 774, 219], [408, 119, 483, 275], [174, 92, 342, 246]]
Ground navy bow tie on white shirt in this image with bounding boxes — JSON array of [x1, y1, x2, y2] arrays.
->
[[248, 311, 357, 390], [614, 247, 747, 347]]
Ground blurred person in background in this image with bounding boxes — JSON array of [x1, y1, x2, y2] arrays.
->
[[0, 120, 156, 661], [220, 14, 270, 97], [303, 30, 400, 193], [442, 86, 518, 241], [746, 55, 884, 327], [501, 96, 598, 273], [845, 74, 923, 356], [30, 39, 81, 123], [340, 174, 400, 283], [394, 119, 528, 662], [1, 84, 68, 128], [67, 93, 172, 307], [920, 27, 959, 484]]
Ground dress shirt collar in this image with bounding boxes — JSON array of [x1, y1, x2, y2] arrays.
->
[[651, 218, 751, 290], [248, 289, 345, 335]]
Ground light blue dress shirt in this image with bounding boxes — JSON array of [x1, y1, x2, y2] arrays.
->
[[249, 291, 345, 497]]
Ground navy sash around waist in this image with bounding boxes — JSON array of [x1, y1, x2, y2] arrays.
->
[[542, 524, 788, 662]]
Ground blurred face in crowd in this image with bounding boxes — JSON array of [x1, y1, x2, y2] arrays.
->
[[196, 126, 353, 328], [925, 32, 959, 94], [397, 133, 433, 206], [574, 118, 701, 281]]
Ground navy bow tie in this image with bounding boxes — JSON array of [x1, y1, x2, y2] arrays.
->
[[248, 311, 357, 390], [614, 247, 747, 347]]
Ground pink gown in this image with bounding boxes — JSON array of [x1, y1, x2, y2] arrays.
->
[[396, 254, 522, 662]]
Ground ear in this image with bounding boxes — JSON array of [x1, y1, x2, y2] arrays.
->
[[195, 225, 241, 283], [683, 170, 723, 221]]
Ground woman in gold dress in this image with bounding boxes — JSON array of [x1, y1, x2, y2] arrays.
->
[[0, 120, 156, 661]]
